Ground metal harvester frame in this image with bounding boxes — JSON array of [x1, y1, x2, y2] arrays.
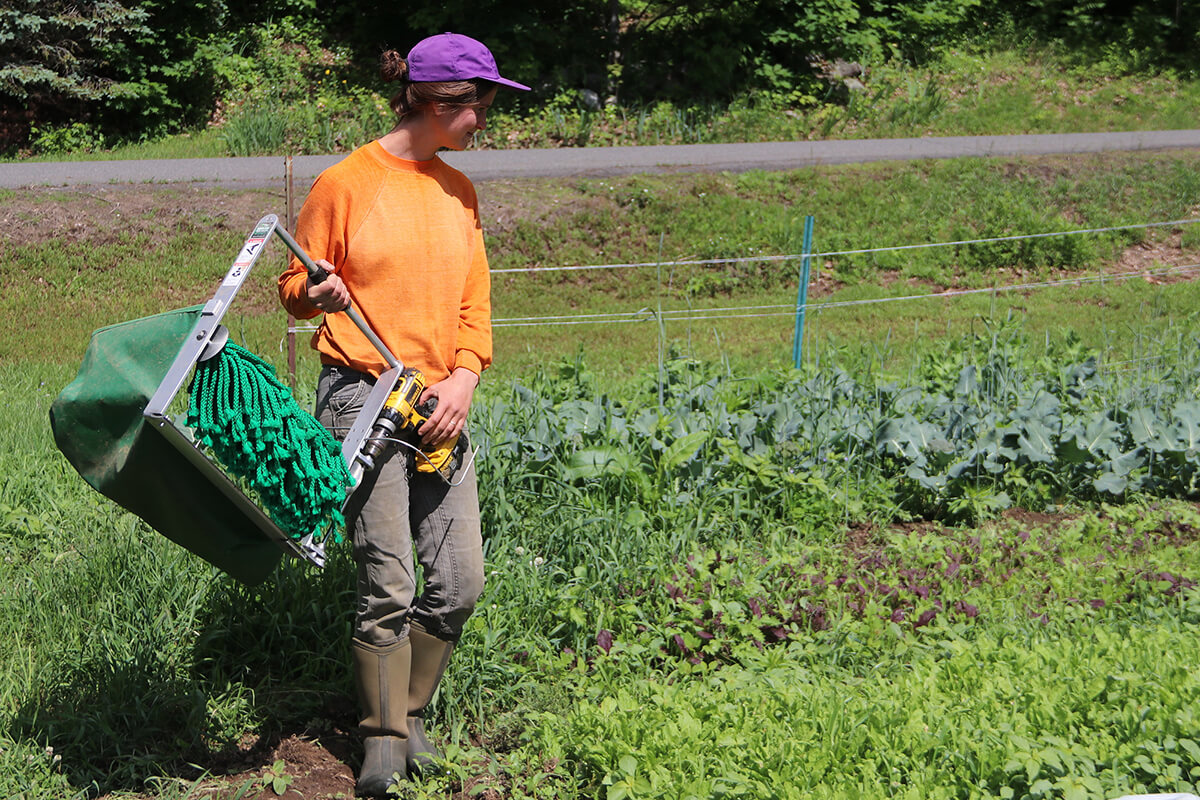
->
[[53, 214, 400, 584]]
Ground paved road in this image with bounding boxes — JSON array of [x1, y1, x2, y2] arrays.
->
[[3, 129, 1199, 188]]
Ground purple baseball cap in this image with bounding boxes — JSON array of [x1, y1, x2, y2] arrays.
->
[[408, 32, 530, 92]]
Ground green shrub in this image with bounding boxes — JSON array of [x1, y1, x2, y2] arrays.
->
[[212, 19, 394, 156], [27, 123, 107, 156]]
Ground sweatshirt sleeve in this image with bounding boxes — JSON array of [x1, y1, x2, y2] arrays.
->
[[277, 171, 352, 319], [454, 196, 493, 377]]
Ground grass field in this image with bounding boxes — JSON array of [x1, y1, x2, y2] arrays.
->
[[7, 150, 1200, 380], [5, 67, 1200, 796]]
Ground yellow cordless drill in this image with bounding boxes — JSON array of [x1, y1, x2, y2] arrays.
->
[[353, 367, 465, 481]]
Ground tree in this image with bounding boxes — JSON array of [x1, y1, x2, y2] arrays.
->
[[0, 1, 152, 147], [0, 0, 234, 151]]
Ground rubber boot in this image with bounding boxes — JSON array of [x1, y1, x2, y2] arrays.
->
[[352, 638, 411, 798], [406, 622, 454, 775]]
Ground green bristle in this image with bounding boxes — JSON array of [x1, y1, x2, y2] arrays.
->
[[186, 341, 351, 544]]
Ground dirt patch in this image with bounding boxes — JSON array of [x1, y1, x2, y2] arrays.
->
[[841, 521, 883, 558], [5, 180, 1199, 299], [1000, 507, 1070, 528], [233, 733, 358, 800], [97, 727, 361, 800], [476, 176, 583, 233], [1110, 231, 1198, 283], [0, 178, 575, 264], [202, 733, 358, 800], [0, 185, 287, 250]]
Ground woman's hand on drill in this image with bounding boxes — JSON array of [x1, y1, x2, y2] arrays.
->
[[305, 260, 351, 313], [419, 368, 478, 446]]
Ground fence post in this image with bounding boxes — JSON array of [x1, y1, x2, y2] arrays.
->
[[792, 215, 815, 369], [285, 155, 298, 390]]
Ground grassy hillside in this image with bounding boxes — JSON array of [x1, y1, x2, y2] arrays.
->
[[5, 149, 1200, 389]]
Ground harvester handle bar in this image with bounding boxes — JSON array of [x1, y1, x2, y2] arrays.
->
[[273, 225, 401, 371]]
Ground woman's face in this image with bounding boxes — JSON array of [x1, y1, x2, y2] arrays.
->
[[434, 87, 499, 151]]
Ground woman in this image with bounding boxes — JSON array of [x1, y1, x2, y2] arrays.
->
[[278, 32, 528, 797]]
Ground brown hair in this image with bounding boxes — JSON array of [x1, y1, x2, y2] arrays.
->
[[380, 49, 494, 119]]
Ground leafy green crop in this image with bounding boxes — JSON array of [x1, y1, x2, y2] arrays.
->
[[474, 318, 1200, 538]]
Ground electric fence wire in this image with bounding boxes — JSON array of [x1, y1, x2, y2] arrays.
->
[[282, 219, 1200, 335], [490, 261, 1200, 328], [488, 218, 1200, 275]]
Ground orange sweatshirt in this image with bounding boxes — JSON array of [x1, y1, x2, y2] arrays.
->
[[278, 141, 492, 382]]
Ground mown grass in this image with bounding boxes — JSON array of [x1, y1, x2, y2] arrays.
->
[[6, 151, 1200, 387], [11, 128, 231, 163], [482, 150, 1200, 380]]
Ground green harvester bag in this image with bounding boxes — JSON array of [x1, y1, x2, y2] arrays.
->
[[49, 305, 283, 585]]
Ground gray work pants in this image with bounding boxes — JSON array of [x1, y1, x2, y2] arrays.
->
[[316, 365, 485, 646]]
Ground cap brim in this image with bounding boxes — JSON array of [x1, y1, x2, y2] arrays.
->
[[491, 76, 531, 91]]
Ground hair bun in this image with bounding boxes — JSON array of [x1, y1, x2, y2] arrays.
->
[[380, 49, 408, 83]]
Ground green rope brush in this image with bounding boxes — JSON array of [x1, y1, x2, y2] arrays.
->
[[186, 340, 352, 544]]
